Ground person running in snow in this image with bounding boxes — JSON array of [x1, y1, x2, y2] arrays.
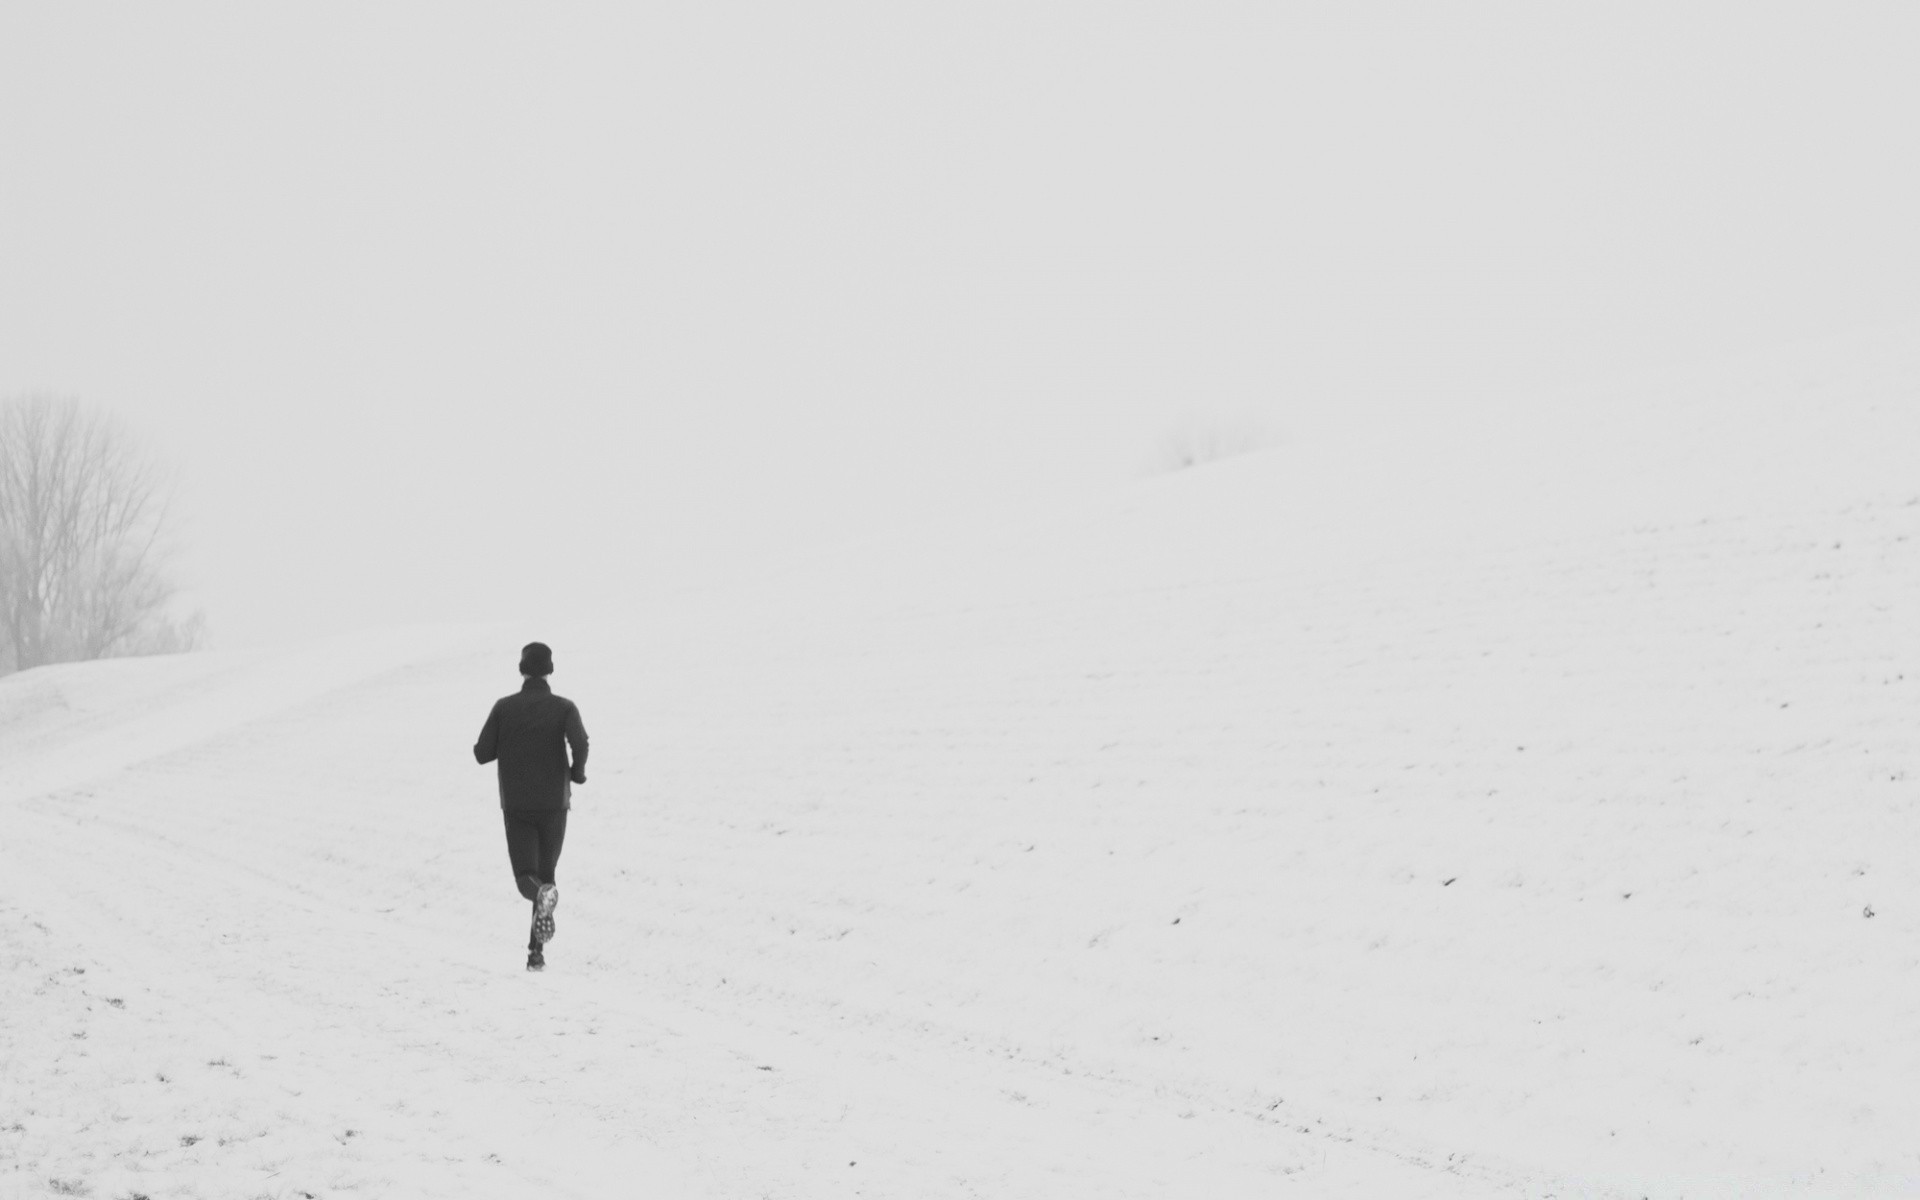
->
[[473, 641, 589, 972]]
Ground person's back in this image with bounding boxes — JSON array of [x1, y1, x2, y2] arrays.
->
[[473, 642, 588, 971], [476, 675, 586, 813]]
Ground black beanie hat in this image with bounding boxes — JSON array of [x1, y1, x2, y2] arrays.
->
[[520, 642, 553, 676]]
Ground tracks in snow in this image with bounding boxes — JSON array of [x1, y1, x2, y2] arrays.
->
[[10, 774, 1569, 1199]]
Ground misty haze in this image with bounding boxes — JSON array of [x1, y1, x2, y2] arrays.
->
[[6, 5, 1920, 1198]]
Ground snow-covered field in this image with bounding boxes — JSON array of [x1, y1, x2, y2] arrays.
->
[[9, 328, 1920, 1198]]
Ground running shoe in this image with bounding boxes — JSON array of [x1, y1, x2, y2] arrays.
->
[[533, 883, 559, 944]]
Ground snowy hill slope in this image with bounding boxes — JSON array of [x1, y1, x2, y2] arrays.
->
[[7, 324, 1920, 1198]]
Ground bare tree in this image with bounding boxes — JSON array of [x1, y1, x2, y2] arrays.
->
[[0, 394, 200, 675]]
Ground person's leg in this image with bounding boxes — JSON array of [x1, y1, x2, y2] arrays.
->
[[536, 809, 568, 887], [501, 811, 542, 902], [528, 809, 568, 948]]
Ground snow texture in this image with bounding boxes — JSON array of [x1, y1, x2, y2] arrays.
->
[[8, 326, 1920, 1197]]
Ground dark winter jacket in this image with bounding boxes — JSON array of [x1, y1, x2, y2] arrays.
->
[[474, 677, 589, 813]]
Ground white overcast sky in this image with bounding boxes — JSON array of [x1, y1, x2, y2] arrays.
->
[[4, 4, 1919, 647]]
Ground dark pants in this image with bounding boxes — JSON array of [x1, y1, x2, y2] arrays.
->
[[503, 808, 567, 949]]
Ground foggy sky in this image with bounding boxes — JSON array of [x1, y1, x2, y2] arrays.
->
[[4, 4, 1918, 647]]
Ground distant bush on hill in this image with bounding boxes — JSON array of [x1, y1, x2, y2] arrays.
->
[[1149, 415, 1274, 474], [0, 394, 204, 676]]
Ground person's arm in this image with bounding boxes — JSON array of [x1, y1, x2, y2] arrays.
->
[[566, 704, 589, 784], [474, 703, 502, 765]]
